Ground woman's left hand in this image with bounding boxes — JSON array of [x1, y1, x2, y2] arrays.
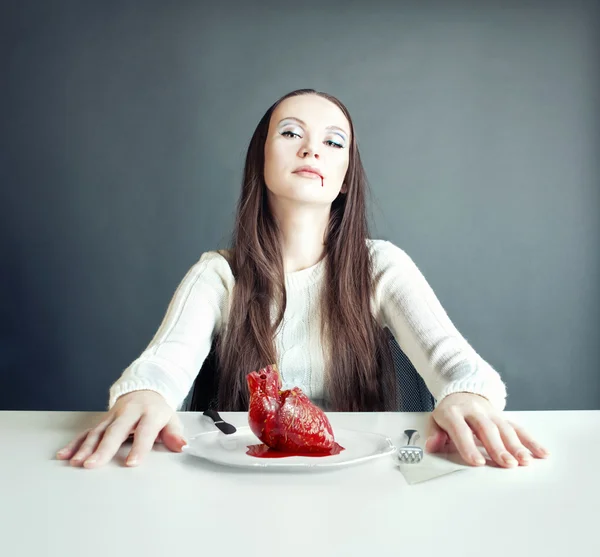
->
[[426, 392, 550, 468]]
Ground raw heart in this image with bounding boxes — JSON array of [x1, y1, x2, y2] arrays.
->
[[246, 364, 344, 456]]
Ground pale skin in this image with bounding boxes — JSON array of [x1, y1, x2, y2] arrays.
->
[[57, 94, 549, 468]]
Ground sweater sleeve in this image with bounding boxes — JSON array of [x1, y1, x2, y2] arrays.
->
[[370, 240, 507, 410], [108, 251, 234, 411]]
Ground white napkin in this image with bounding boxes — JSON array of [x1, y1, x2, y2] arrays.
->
[[398, 450, 469, 485]]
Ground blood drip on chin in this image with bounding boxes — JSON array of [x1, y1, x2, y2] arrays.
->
[[321, 177, 323, 187]]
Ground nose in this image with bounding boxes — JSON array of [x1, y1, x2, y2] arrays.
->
[[298, 137, 320, 159]]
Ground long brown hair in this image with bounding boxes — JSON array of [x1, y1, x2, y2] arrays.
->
[[214, 89, 396, 411]]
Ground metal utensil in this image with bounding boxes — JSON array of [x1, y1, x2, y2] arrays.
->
[[397, 429, 424, 463], [203, 409, 237, 435]]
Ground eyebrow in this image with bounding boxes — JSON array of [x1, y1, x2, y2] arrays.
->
[[278, 117, 349, 139]]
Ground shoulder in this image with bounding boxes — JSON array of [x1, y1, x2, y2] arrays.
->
[[366, 238, 414, 265], [192, 249, 235, 285], [366, 239, 426, 287], [197, 248, 232, 266]]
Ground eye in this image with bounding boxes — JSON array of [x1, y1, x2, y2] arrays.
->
[[325, 140, 344, 149], [281, 130, 300, 139]]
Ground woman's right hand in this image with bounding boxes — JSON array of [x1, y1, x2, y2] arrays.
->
[[55, 390, 187, 469]]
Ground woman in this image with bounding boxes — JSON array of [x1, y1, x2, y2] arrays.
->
[[57, 89, 549, 469]]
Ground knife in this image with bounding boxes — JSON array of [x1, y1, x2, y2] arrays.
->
[[203, 409, 237, 435]]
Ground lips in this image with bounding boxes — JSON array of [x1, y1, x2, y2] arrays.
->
[[293, 166, 324, 187], [293, 166, 323, 178]]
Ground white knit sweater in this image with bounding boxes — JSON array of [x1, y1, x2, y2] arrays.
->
[[108, 240, 507, 411]]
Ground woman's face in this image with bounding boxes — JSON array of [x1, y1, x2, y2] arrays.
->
[[263, 94, 351, 208]]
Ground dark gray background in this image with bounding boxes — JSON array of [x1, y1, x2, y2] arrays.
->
[[2, 0, 598, 411]]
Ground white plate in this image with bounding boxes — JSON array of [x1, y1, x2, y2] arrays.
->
[[183, 426, 397, 470]]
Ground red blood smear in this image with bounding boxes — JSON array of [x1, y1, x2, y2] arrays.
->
[[321, 177, 323, 187], [246, 442, 345, 458]]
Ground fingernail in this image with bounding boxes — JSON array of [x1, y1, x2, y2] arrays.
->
[[502, 453, 518, 466], [126, 456, 138, 466], [473, 454, 486, 465], [517, 450, 531, 463], [56, 449, 68, 457]]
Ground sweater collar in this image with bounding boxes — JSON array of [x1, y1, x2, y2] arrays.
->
[[284, 256, 326, 290]]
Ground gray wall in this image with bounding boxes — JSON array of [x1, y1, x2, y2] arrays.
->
[[2, 0, 598, 411]]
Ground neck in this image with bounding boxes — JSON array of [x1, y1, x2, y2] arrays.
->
[[270, 201, 330, 273]]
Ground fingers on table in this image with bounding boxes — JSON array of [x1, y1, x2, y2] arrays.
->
[[125, 416, 166, 467], [440, 412, 487, 466], [466, 414, 520, 468], [508, 420, 550, 459], [56, 428, 93, 461]]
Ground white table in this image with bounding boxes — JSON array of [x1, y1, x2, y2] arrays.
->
[[0, 410, 598, 557]]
